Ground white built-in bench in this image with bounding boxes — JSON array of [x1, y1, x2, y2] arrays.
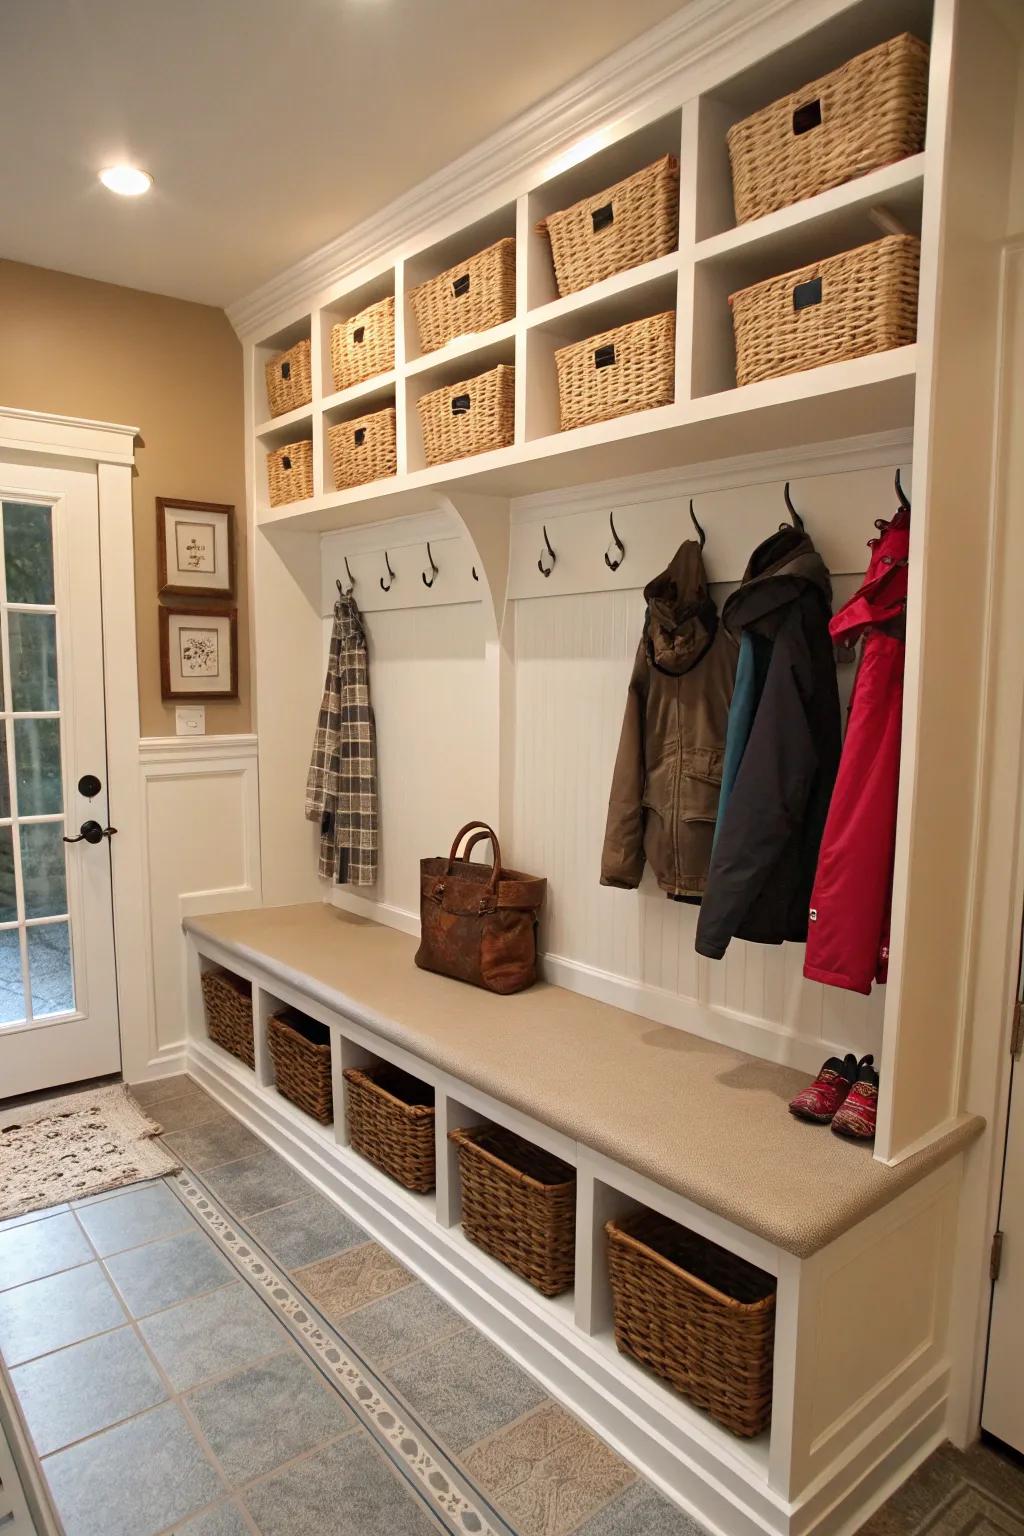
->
[[180, 903, 981, 1536]]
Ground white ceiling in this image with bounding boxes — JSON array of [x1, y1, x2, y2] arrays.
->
[[0, 0, 686, 310]]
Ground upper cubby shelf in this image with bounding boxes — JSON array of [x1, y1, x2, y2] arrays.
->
[[259, 345, 915, 533], [249, 0, 934, 533]]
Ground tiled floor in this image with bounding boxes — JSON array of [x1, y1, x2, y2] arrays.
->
[[0, 1075, 699, 1536], [2, 1074, 1023, 1536]]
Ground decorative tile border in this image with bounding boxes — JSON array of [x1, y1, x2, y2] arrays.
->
[[169, 1172, 511, 1536]]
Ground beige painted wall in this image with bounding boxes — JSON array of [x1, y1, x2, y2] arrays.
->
[[0, 260, 249, 735]]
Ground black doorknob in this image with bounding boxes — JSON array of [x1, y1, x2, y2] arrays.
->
[[63, 820, 117, 845], [78, 773, 102, 799]]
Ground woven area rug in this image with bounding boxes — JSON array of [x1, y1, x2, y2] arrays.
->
[[0, 1084, 179, 1221]]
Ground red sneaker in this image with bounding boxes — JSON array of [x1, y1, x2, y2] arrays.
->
[[789, 1054, 857, 1124], [831, 1057, 878, 1141]]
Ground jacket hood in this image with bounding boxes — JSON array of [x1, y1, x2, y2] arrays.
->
[[830, 507, 910, 643], [722, 525, 832, 636], [643, 540, 718, 676]]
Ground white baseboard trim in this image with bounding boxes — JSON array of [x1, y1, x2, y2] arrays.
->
[[185, 1035, 949, 1536], [808, 1403, 946, 1536], [545, 951, 855, 1076], [128, 1042, 187, 1084], [318, 897, 844, 1073], [326, 889, 420, 935]]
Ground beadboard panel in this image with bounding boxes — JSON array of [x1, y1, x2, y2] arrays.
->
[[327, 602, 491, 923], [512, 590, 884, 1068]]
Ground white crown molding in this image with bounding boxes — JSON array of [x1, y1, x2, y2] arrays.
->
[[227, 0, 804, 340], [138, 734, 258, 764], [509, 428, 915, 522]]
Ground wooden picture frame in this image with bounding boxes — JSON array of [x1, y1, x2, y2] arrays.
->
[[159, 605, 239, 700], [156, 497, 236, 597]]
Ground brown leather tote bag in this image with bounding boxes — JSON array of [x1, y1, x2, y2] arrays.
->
[[415, 821, 546, 994]]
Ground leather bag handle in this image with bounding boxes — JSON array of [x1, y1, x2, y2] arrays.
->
[[446, 821, 501, 892], [462, 830, 493, 861]]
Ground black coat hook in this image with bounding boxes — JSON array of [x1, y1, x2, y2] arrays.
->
[[538, 524, 556, 579], [379, 550, 396, 593], [471, 565, 479, 582], [895, 466, 911, 511], [604, 511, 625, 572], [422, 541, 439, 589], [336, 557, 355, 598], [689, 499, 706, 549], [782, 482, 805, 531]]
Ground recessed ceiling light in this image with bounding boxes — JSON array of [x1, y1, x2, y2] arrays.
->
[[98, 165, 152, 197]]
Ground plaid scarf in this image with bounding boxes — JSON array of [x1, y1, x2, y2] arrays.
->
[[305, 595, 378, 886]]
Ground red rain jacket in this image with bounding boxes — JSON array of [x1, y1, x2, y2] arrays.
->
[[803, 508, 910, 995]]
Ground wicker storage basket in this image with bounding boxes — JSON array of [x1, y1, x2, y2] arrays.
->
[[727, 34, 929, 225], [730, 233, 919, 388], [344, 1064, 436, 1193], [538, 155, 680, 298], [266, 440, 314, 506], [449, 1125, 575, 1297], [201, 969, 255, 1070], [417, 364, 515, 467], [269, 1010, 333, 1124], [555, 311, 675, 432], [330, 298, 395, 393], [409, 238, 516, 355], [265, 338, 312, 418], [328, 407, 397, 490], [606, 1211, 776, 1438]]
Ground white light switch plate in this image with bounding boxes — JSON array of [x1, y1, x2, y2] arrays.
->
[[175, 706, 206, 736]]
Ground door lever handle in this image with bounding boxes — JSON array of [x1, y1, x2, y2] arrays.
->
[[64, 820, 117, 845]]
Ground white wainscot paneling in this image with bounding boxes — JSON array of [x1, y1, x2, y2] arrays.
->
[[512, 591, 884, 1071], [327, 603, 491, 926], [137, 737, 261, 1073]]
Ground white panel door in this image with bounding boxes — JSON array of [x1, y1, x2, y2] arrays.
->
[[0, 458, 119, 1099]]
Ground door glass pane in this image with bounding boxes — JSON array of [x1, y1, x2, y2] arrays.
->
[[0, 731, 9, 819], [3, 503, 54, 605], [0, 929, 23, 1024], [28, 922, 74, 1018], [0, 828, 15, 923], [9, 612, 58, 711], [20, 824, 67, 918], [14, 719, 62, 815]]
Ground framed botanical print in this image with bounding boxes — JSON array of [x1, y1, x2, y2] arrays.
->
[[160, 605, 238, 700], [157, 498, 235, 597]]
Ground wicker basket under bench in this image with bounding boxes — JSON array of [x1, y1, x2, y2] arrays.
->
[[606, 1211, 776, 1439], [269, 1009, 333, 1124], [450, 1124, 576, 1296], [201, 969, 255, 1069], [344, 1064, 436, 1192]]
